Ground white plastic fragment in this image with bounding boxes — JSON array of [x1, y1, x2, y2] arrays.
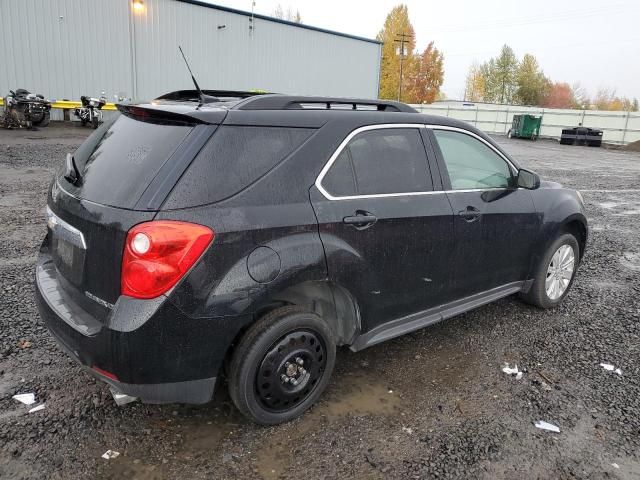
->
[[28, 404, 45, 413], [401, 427, 413, 434], [502, 364, 523, 379], [534, 420, 560, 433], [600, 363, 623, 375], [110, 388, 138, 406], [12, 393, 36, 405], [612, 463, 620, 469], [101, 450, 120, 460]]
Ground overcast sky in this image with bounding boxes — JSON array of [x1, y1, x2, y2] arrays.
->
[[210, 0, 640, 100]]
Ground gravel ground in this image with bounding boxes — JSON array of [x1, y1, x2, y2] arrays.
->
[[0, 125, 639, 479]]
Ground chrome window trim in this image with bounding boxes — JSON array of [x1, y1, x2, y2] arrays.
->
[[315, 124, 431, 201], [315, 123, 520, 201]]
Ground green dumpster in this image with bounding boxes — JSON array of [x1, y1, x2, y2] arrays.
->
[[508, 114, 542, 140]]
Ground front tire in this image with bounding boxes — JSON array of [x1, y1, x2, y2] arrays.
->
[[520, 233, 579, 309], [228, 306, 336, 425]]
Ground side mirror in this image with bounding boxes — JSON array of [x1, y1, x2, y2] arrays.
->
[[517, 168, 540, 190]]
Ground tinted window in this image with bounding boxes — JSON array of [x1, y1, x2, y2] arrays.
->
[[322, 128, 432, 197], [433, 130, 513, 190], [165, 126, 314, 207], [65, 113, 193, 208]]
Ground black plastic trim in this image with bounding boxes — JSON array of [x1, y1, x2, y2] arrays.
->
[[350, 281, 525, 351], [135, 124, 219, 211]]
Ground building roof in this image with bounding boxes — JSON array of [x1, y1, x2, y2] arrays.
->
[[175, 0, 382, 45]]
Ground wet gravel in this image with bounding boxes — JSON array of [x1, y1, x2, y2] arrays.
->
[[0, 126, 639, 479]]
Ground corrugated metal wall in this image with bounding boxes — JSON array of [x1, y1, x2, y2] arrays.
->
[[0, 0, 381, 104]]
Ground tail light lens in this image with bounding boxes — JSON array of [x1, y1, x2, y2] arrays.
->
[[121, 221, 214, 299]]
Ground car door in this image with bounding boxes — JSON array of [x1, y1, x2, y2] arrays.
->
[[310, 125, 454, 333], [427, 127, 540, 299]]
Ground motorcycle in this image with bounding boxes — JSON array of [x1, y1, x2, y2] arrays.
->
[[2, 89, 51, 129], [73, 94, 107, 128]]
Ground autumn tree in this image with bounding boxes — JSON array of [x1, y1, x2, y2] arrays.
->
[[377, 5, 416, 101], [464, 62, 485, 102], [571, 83, 590, 109], [541, 82, 575, 109], [377, 5, 444, 103], [481, 45, 519, 103], [515, 54, 549, 105], [404, 41, 444, 104]]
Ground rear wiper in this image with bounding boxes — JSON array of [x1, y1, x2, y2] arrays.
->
[[64, 153, 81, 185]]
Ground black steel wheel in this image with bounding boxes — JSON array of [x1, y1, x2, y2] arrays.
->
[[228, 306, 336, 425], [256, 329, 327, 412]]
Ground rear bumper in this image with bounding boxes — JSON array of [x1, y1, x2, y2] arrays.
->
[[35, 246, 252, 404]]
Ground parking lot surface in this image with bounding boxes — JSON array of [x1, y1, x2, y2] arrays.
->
[[1, 125, 639, 479]]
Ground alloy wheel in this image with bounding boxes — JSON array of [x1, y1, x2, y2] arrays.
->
[[545, 244, 575, 300]]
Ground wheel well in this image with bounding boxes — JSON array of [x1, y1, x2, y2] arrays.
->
[[562, 220, 587, 259], [221, 281, 360, 377]]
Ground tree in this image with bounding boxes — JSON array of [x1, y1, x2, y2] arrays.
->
[[464, 62, 485, 102], [481, 45, 519, 103], [515, 54, 549, 105], [377, 5, 416, 101], [404, 42, 444, 104], [541, 82, 575, 109], [571, 82, 590, 109], [377, 5, 444, 103], [272, 4, 302, 23]]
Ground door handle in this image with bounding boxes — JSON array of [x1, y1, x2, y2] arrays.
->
[[343, 211, 377, 229], [458, 206, 481, 222]]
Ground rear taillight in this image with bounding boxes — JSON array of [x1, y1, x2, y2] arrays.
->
[[121, 221, 214, 299]]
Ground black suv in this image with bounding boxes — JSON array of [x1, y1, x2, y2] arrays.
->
[[35, 91, 587, 424]]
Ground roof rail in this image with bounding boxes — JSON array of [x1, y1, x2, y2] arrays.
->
[[235, 95, 417, 113], [155, 89, 269, 102]]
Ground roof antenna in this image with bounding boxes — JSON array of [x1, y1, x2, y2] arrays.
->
[[178, 46, 219, 104]]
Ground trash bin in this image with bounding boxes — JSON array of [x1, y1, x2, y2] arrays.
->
[[508, 114, 542, 140]]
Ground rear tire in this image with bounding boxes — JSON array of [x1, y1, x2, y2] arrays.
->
[[520, 233, 579, 309], [507, 129, 512, 139], [33, 111, 50, 127], [228, 306, 336, 425], [92, 116, 99, 129]]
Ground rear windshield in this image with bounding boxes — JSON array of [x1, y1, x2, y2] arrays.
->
[[64, 113, 193, 208], [163, 126, 314, 208]]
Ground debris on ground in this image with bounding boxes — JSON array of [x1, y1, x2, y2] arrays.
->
[[12, 393, 36, 405], [101, 450, 120, 460], [28, 404, 45, 413], [401, 427, 414, 434], [18, 340, 33, 349], [612, 463, 620, 469], [502, 363, 523, 379], [534, 421, 560, 433], [599, 363, 623, 375]]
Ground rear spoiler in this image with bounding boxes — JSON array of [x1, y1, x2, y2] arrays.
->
[[116, 103, 226, 125]]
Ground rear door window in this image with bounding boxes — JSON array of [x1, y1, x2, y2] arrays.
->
[[65, 113, 194, 208], [164, 126, 314, 207], [320, 127, 433, 198]]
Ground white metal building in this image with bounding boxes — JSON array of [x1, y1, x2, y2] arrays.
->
[[0, 0, 381, 104]]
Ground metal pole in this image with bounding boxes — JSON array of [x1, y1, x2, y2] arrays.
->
[[127, 1, 138, 100], [622, 111, 630, 144]]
